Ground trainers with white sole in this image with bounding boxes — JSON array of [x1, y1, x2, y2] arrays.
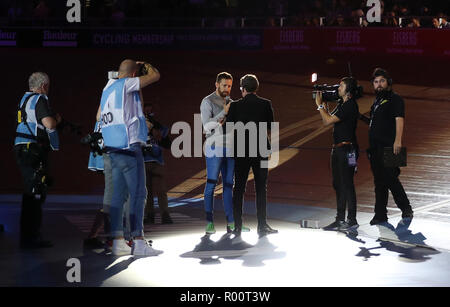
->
[[112, 239, 132, 256], [132, 239, 163, 256]]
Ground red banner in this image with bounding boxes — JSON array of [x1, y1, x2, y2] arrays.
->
[[264, 27, 450, 58]]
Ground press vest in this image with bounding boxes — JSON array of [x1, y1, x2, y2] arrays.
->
[[14, 92, 59, 150], [100, 78, 148, 150]]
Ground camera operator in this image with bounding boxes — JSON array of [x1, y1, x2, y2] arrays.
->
[[315, 77, 360, 231], [360, 68, 413, 225], [142, 103, 173, 225], [14, 72, 60, 248], [100, 59, 162, 257]]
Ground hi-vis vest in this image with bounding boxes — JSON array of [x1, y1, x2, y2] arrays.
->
[[100, 78, 147, 150], [15, 92, 59, 150], [88, 121, 105, 171]]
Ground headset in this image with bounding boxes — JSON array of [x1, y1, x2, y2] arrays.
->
[[343, 77, 358, 97], [372, 67, 393, 86]]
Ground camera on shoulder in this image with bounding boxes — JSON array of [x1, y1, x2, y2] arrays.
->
[[312, 82, 363, 102], [312, 84, 341, 102]]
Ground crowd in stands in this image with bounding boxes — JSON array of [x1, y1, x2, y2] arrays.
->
[[1, 0, 450, 28]]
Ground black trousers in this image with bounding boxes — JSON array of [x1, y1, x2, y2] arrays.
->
[[232, 158, 268, 229], [14, 144, 49, 243], [368, 147, 411, 219], [331, 146, 357, 221]]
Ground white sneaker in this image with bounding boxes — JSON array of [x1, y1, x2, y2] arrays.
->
[[112, 239, 132, 256], [132, 239, 163, 257]]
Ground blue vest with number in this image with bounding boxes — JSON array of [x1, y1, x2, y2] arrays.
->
[[100, 78, 147, 150], [15, 92, 59, 150]]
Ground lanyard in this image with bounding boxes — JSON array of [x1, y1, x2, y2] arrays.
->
[[370, 98, 389, 127]]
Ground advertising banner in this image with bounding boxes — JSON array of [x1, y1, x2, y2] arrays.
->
[[264, 27, 450, 58], [1, 27, 449, 58]]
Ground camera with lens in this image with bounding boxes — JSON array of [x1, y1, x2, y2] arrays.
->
[[312, 83, 363, 102], [137, 63, 150, 77], [81, 132, 104, 156], [108, 62, 150, 80], [142, 142, 153, 155], [312, 84, 340, 102]]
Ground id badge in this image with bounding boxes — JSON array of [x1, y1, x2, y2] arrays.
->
[[347, 150, 357, 167]]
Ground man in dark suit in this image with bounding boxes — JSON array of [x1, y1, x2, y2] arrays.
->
[[225, 74, 278, 238]]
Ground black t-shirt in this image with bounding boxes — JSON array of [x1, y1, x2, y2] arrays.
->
[[331, 98, 359, 145], [33, 95, 54, 142], [369, 91, 404, 147]]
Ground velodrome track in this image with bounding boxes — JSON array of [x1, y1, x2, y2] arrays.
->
[[2, 48, 450, 216], [2, 48, 450, 287]]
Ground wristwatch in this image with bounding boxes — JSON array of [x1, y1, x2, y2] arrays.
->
[[317, 104, 325, 110]]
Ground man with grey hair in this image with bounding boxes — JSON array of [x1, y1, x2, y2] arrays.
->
[[14, 71, 60, 248]]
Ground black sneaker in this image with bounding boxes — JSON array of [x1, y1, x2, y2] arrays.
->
[[401, 209, 414, 219], [369, 216, 388, 225], [257, 224, 278, 237], [322, 220, 344, 231], [339, 219, 359, 231], [161, 212, 173, 224]]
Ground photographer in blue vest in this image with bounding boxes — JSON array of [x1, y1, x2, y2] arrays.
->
[[14, 72, 60, 249], [143, 103, 173, 225], [100, 59, 162, 256]]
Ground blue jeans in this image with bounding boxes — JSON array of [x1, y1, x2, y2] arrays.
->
[[204, 146, 235, 223], [109, 143, 147, 238], [102, 153, 112, 214]]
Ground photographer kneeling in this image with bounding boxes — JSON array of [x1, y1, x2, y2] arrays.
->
[[315, 77, 361, 231]]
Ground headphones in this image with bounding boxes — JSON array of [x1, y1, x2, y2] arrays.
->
[[372, 68, 393, 86], [341, 77, 358, 97]]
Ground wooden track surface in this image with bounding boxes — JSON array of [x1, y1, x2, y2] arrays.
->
[[2, 48, 450, 217]]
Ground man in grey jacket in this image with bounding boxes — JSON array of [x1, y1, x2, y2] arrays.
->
[[200, 72, 249, 234]]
